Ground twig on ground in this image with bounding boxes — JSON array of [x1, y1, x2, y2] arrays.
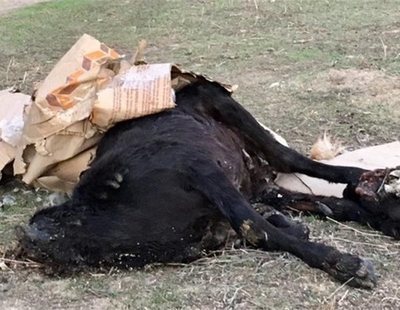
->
[[0, 257, 43, 268], [331, 237, 398, 250], [377, 168, 390, 195], [379, 36, 387, 60], [326, 217, 389, 238], [338, 289, 349, 305], [253, 0, 258, 11], [293, 173, 315, 195], [6, 57, 14, 83], [327, 277, 354, 301]]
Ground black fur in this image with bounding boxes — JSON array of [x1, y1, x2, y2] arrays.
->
[[18, 81, 399, 288]]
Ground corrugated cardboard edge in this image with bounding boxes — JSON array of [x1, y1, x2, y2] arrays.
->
[[171, 65, 237, 93], [0, 141, 16, 171]]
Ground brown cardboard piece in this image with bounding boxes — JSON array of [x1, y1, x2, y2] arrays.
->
[[0, 89, 31, 171], [93, 63, 175, 128], [276, 141, 400, 197], [10, 34, 234, 193]]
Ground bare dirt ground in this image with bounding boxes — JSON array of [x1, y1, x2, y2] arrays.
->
[[0, 0, 48, 15], [0, 0, 399, 309]]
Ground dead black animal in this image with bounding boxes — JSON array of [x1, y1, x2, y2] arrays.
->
[[17, 81, 400, 288]]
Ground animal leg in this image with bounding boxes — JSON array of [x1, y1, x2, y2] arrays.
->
[[178, 82, 400, 235], [256, 184, 400, 239], [347, 168, 400, 238], [187, 162, 377, 288], [255, 204, 310, 240], [178, 82, 366, 185], [256, 186, 371, 222]]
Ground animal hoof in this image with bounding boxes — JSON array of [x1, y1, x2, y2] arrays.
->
[[263, 211, 310, 240], [380, 219, 400, 240], [350, 258, 377, 289], [315, 201, 333, 217], [383, 169, 400, 197], [323, 253, 377, 289], [355, 168, 400, 202], [348, 168, 400, 240], [354, 169, 388, 202]]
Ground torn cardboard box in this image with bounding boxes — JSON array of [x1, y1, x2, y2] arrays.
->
[[9, 34, 233, 193], [276, 141, 400, 197], [0, 89, 31, 172], [13, 34, 123, 192]]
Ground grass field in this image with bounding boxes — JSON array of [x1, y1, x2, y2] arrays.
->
[[0, 0, 399, 309]]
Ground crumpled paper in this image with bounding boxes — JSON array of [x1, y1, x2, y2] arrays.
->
[[0, 89, 31, 172], [5, 34, 233, 193]]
